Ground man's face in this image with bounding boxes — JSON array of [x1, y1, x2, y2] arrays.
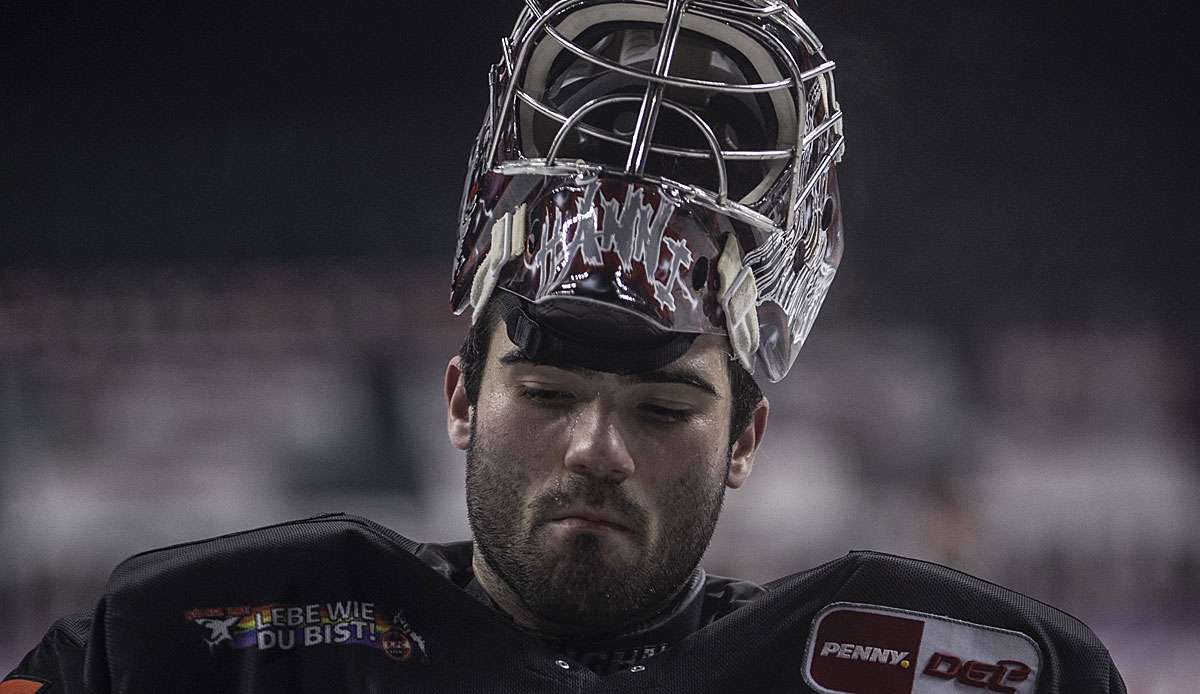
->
[[447, 326, 758, 634]]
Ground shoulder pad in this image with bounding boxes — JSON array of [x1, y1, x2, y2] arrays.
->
[[80, 514, 540, 692], [762, 551, 1124, 693], [103, 512, 420, 595]]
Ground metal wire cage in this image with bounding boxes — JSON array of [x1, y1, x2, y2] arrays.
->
[[454, 0, 846, 382]]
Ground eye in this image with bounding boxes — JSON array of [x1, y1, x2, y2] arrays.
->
[[519, 387, 576, 405], [638, 403, 693, 423]]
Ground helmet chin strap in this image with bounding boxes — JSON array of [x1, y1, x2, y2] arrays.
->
[[497, 292, 699, 375]]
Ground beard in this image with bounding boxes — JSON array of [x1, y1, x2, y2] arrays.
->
[[465, 421, 728, 636]]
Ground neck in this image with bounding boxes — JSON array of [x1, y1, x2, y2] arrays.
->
[[470, 541, 699, 639], [473, 541, 601, 636]]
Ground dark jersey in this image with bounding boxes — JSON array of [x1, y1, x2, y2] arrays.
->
[[5, 513, 1125, 693], [412, 539, 764, 675]]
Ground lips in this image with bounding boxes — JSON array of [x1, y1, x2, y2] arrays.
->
[[546, 507, 632, 532]]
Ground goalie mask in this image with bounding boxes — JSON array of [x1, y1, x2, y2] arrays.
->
[[452, 0, 845, 382]]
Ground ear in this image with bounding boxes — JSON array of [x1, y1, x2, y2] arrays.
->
[[726, 396, 768, 489], [445, 355, 473, 451]]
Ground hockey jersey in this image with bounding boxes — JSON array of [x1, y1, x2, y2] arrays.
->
[[5, 513, 1125, 693]]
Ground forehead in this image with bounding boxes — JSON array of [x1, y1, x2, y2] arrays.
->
[[485, 320, 733, 394]]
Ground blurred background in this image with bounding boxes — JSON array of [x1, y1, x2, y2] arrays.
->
[[2, 0, 1197, 689]]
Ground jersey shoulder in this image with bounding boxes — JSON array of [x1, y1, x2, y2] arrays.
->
[[8, 514, 436, 693], [759, 550, 1125, 693], [5, 613, 91, 693], [65, 513, 603, 692], [104, 512, 421, 595]]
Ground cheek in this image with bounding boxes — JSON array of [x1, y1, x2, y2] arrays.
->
[[477, 396, 560, 457], [472, 403, 569, 504], [480, 394, 590, 474], [641, 443, 728, 525], [630, 418, 727, 476]]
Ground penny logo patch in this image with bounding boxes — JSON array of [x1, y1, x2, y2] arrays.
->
[[803, 603, 1042, 694]]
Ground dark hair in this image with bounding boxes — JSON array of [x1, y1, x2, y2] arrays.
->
[[458, 298, 763, 451]]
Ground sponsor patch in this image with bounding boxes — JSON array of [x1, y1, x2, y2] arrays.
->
[[0, 678, 48, 694], [184, 599, 427, 663], [803, 603, 1042, 694]]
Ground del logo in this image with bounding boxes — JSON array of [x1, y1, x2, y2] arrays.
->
[[923, 652, 1033, 693], [184, 600, 427, 663], [803, 603, 1042, 694]]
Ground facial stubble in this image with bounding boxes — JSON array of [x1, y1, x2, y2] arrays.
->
[[465, 419, 728, 636]]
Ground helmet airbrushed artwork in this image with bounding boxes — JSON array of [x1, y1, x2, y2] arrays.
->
[[452, 0, 844, 382]]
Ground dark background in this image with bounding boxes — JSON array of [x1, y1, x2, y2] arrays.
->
[[3, 2, 1199, 687], [5, 0, 1198, 328]]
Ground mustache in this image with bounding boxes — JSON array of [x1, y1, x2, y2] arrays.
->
[[530, 475, 648, 536]]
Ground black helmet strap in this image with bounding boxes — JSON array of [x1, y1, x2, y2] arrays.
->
[[499, 294, 699, 375]]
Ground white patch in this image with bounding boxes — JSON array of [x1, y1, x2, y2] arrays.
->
[[717, 233, 760, 372], [470, 204, 526, 318]]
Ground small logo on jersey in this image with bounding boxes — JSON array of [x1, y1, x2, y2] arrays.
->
[[923, 652, 1033, 693], [803, 603, 1042, 694], [565, 642, 671, 675], [184, 600, 427, 663], [380, 611, 428, 663], [193, 615, 240, 650]]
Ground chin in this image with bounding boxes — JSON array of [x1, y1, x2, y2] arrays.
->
[[514, 526, 668, 632], [543, 524, 638, 566]]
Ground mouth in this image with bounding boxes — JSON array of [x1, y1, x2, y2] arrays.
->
[[546, 508, 633, 534]]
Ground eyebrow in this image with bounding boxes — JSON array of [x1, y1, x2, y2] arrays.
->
[[499, 350, 720, 398]]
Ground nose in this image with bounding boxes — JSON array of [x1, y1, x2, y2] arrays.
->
[[562, 400, 635, 482]]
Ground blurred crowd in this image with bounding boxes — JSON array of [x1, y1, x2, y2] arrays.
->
[[1, 263, 1196, 690]]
